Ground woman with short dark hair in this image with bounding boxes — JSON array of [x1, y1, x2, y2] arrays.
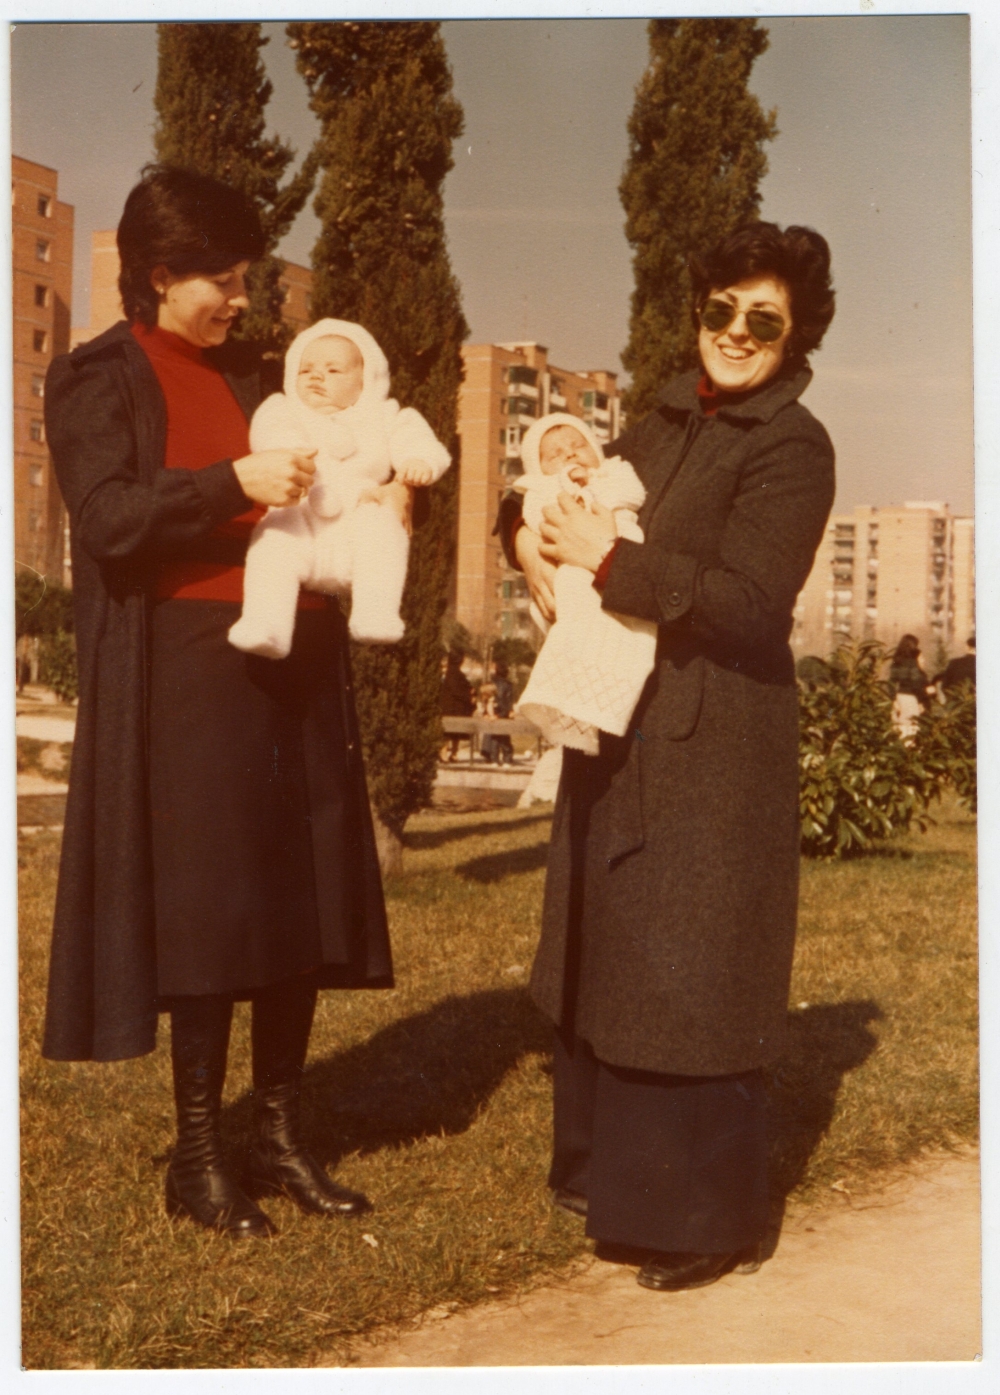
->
[[42, 165, 399, 1239], [501, 221, 837, 1291]]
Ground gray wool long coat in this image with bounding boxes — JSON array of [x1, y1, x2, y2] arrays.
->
[[41, 322, 391, 1063], [513, 366, 835, 1077]]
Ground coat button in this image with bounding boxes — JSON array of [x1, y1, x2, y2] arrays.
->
[[668, 590, 682, 606]]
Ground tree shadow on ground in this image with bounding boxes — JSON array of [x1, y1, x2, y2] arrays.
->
[[762, 998, 883, 1258], [404, 811, 551, 852], [222, 987, 551, 1170], [456, 841, 551, 883]]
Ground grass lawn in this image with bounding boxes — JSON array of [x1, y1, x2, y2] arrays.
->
[[19, 797, 978, 1368]]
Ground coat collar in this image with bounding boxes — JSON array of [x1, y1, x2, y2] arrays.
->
[[657, 364, 813, 425], [69, 319, 260, 421]]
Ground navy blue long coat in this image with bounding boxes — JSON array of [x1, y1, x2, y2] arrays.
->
[[508, 366, 835, 1077], [41, 322, 391, 1062]]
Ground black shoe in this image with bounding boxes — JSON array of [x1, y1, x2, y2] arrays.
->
[[553, 1187, 588, 1218], [636, 1250, 737, 1292], [249, 1082, 371, 1218], [167, 994, 277, 1239]]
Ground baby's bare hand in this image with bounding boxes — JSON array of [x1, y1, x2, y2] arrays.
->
[[396, 459, 435, 487], [233, 449, 317, 507]]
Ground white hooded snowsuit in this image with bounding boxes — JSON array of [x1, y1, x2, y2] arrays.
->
[[513, 413, 658, 755], [228, 318, 451, 658]]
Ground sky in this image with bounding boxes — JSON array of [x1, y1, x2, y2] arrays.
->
[[10, 15, 973, 515]]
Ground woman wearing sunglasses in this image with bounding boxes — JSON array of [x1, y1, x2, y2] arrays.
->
[[500, 221, 836, 1291]]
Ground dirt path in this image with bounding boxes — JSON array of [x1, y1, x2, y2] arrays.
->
[[344, 1151, 980, 1366]]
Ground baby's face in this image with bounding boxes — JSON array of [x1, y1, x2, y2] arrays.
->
[[538, 424, 600, 480], [297, 335, 364, 413]]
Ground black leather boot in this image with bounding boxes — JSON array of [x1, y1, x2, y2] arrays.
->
[[247, 976, 371, 1218], [166, 994, 277, 1239]]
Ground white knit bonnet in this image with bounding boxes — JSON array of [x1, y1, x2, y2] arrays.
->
[[518, 412, 606, 478]]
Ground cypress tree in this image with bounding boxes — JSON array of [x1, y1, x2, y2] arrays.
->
[[154, 21, 318, 356], [620, 18, 776, 417], [287, 19, 468, 871]]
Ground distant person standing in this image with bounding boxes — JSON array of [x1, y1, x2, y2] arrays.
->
[[934, 634, 976, 694], [481, 660, 515, 765], [889, 633, 931, 739]]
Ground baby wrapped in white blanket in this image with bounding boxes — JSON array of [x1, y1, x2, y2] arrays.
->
[[228, 318, 450, 658], [514, 414, 658, 755]]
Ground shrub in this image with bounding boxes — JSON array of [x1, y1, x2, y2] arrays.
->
[[15, 571, 74, 638], [912, 682, 977, 813], [38, 631, 78, 704], [798, 641, 940, 858]]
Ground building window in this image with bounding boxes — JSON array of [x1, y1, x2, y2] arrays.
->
[[36, 239, 50, 262], [34, 284, 48, 307], [499, 429, 506, 444], [582, 391, 595, 408], [31, 374, 45, 398], [29, 463, 43, 486], [30, 419, 44, 443], [28, 511, 40, 533], [38, 195, 52, 217], [33, 329, 47, 353]]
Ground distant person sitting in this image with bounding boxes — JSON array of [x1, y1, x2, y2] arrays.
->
[[889, 633, 931, 740], [441, 648, 474, 761], [934, 635, 976, 693]]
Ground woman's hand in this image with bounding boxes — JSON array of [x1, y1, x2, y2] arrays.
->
[[539, 493, 617, 573], [515, 525, 557, 624], [233, 449, 317, 507], [371, 477, 415, 536]]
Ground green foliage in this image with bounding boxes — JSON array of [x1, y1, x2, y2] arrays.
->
[[289, 20, 468, 837], [441, 618, 480, 660], [913, 684, 977, 814], [619, 19, 776, 417], [492, 637, 537, 671], [154, 22, 319, 356], [15, 571, 74, 638], [38, 632, 78, 704], [798, 642, 941, 858]]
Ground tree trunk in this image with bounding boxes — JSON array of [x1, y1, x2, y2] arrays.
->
[[371, 809, 404, 880]]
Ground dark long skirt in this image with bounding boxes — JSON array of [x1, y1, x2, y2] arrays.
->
[[148, 596, 392, 998], [550, 1029, 769, 1254]]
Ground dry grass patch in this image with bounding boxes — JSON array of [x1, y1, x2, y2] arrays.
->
[[19, 798, 977, 1368]]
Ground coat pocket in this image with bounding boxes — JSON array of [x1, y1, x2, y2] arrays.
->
[[659, 650, 705, 740]]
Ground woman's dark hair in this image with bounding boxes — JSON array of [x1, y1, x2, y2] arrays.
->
[[893, 634, 921, 664], [689, 221, 835, 369], [117, 164, 265, 327]]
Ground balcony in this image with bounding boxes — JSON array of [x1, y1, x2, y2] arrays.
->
[[549, 392, 567, 408], [509, 382, 538, 400]]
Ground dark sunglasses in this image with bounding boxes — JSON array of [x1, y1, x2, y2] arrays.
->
[[699, 298, 787, 344]]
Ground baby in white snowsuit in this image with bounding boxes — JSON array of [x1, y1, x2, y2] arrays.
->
[[228, 318, 450, 658], [514, 414, 658, 755]]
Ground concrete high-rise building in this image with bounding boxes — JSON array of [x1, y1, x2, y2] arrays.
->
[[455, 341, 623, 642], [71, 231, 313, 345], [12, 156, 73, 583], [792, 502, 975, 664]]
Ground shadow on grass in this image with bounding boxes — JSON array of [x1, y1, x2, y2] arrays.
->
[[404, 812, 552, 852], [763, 998, 883, 1255], [221, 993, 882, 1254], [456, 841, 551, 882], [223, 987, 551, 1169]]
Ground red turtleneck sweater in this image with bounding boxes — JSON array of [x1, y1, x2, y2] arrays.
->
[[132, 322, 323, 608]]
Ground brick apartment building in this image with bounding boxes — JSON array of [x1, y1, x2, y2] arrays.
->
[[12, 155, 73, 583], [455, 341, 623, 642], [792, 501, 975, 665]]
